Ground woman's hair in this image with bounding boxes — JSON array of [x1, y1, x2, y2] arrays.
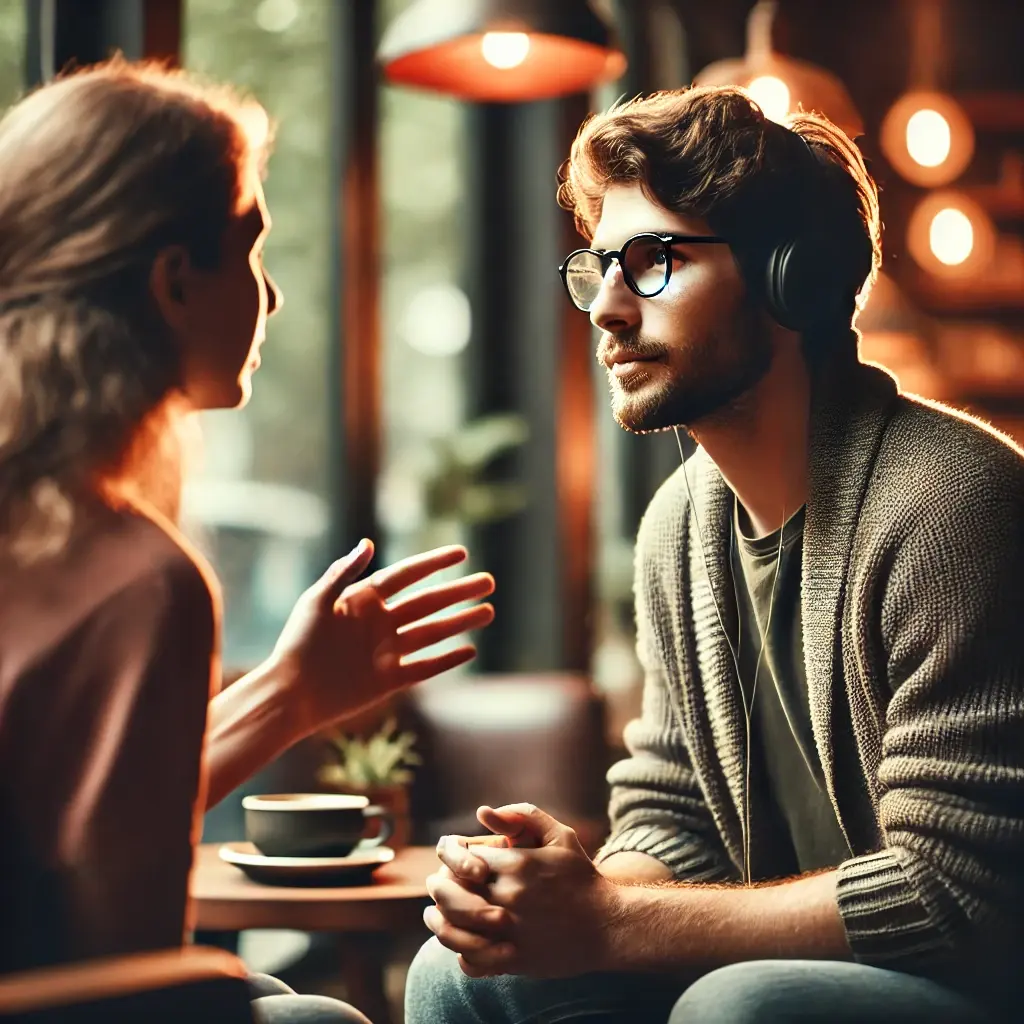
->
[[558, 85, 881, 343], [0, 58, 272, 564]]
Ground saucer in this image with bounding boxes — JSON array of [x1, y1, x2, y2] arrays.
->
[[218, 841, 395, 887]]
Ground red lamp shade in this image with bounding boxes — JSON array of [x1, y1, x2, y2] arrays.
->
[[377, 0, 627, 103]]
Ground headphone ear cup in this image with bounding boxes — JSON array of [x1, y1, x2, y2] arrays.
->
[[766, 236, 852, 332], [764, 240, 803, 330]]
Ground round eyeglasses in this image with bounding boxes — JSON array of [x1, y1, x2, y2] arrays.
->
[[558, 232, 727, 312]]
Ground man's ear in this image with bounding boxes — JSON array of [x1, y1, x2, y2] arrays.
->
[[149, 245, 191, 334]]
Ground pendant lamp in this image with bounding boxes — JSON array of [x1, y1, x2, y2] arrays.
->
[[377, 0, 627, 103], [693, 0, 863, 139]]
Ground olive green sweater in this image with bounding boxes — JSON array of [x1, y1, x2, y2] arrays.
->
[[598, 356, 1024, 997]]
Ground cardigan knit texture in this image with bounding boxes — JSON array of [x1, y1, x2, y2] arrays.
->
[[597, 355, 1024, 999]]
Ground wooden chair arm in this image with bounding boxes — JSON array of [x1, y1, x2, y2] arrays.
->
[[0, 946, 252, 1022]]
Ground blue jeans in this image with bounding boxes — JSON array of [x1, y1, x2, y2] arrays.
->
[[248, 973, 372, 1024], [404, 937, 995, 1024]]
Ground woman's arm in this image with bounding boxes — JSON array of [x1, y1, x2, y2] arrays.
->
[[203, 658, 297, 810], [203, 540, 495, 810]]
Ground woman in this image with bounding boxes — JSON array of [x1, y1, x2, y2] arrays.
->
[[0, 60, 494, 1022]]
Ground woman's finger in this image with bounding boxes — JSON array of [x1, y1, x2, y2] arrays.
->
[[393, 645, 479, 686], [393, 604, 494, 656], [317, 539, 374, 607], [367, 545, 468, 600], [387, 573, 495, 627]]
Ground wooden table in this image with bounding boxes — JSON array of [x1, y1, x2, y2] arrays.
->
[[191, 844, 438, 1024]]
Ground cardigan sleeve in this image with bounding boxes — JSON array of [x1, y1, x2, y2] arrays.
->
[[835, 453, 1024, 993]]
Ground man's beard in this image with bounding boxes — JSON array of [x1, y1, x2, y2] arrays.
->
[[604, 314, 773, 434]]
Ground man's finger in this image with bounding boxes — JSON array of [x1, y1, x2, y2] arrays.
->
[[367, 545, 468, 600], [387, 573, 495, 627], [436, 834, 490, 885], [476, 803, 574, 847], [456, 943, 518, 975], [426, 875, 508, 934], [424, 908, 514, 965]]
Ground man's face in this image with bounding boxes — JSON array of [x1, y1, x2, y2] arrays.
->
[[589, 184, 773, 433]]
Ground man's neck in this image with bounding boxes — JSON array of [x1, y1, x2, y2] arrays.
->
[[690, 340, 811, 538]]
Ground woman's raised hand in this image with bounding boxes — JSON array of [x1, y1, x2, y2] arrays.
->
[[270, 539, 495, 736]]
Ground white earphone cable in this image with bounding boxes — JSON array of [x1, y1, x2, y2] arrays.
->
[[673, 426, 785, 886]]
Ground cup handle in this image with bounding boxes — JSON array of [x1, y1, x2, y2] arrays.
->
[[357, 805, 394, 849]]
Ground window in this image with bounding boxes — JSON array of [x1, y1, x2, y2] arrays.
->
[[181, 0, 334, 668], [0, 1, 26, 109], [377, 0, 472, 575]]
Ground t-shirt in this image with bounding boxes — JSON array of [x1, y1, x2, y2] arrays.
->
[[730, 503, 851, 879], [0, 499, 218, 974]]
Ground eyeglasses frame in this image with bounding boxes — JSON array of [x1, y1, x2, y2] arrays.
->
[[558, 232, 729, 310]]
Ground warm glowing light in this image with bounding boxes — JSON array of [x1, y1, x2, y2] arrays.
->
[[480, 32, 531, 70], [929, 207, 974, 266], [906, 109, 952, 168], [881, 91, 974, 188], [746, 75, 790, 123]]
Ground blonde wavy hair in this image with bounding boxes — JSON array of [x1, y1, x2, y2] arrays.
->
[[0, 58, 272, 564]]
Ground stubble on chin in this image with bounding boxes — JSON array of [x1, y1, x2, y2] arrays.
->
[[608, 371, 678, 435]]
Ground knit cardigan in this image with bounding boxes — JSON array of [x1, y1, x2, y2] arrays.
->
[[597, 356, 1024, 994]]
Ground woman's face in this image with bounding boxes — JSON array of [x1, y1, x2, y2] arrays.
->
[[153, 174, 283, 410]]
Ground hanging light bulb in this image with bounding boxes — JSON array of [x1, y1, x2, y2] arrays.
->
[[879, 0, 974, 187], [907, 191, 995, 278], [480, 32, 531, 70], [906, 108, 951, 167], [693, 0, 863, 137], [929, 207, 973, 266], [377, 0, 627, 103], [881, 91, 974, 187], [746, 75, 790, 123]]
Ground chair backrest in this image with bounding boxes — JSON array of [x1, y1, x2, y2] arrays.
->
[[407, 673, 611, 851], [0, 947, 254, 1023]]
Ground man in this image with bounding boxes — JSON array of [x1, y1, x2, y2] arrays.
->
[[404, 85, 1024, 1023]]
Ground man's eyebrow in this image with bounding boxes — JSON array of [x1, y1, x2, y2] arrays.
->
[[589, 230, 682, 251]]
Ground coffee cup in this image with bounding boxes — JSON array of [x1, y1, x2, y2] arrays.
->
[[242, 793, 394, 859]]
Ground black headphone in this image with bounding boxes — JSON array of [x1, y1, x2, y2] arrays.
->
[[758, 129, 874, 333]]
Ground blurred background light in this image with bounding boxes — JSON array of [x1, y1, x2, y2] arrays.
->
[[401, 283, 473, 357], [929, 207, 974, 266], [907, 191, 996, 278], [906, 108, 951, 167], [377, 0, 626, 102], [254, 0, 298, 33], [480, 31, 530, 70], [746, 74, 790, 123], [693, 0, 864, 137], [881, 90, 974, 187]]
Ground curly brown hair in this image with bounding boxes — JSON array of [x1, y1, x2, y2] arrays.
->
[[0, 58, 272, 563], [558, 85, 880, 339]]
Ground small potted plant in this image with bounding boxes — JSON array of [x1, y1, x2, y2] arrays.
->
[[317, 718, 421, 850]]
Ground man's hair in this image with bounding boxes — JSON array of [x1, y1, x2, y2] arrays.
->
[[0, 58, 272, 564], [558, 85, 881, 342]]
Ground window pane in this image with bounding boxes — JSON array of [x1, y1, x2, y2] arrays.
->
[[0, 1, 26, 110], [379, 0, 471, 573], [181, 0, 333, 668]]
